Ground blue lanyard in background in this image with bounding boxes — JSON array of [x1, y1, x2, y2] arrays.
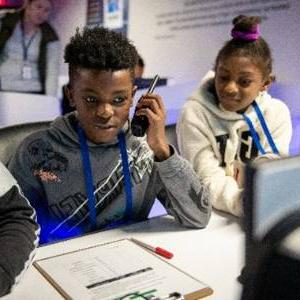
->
[[21, 21, 38, 61], [77, 125, 133, 229], [242, 100, 279, 155]]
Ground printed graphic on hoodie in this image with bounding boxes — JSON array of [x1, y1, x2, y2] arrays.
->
[[28, 139, 68, 182], [216, 130, 258, 167], [28, 139, 153, 233]]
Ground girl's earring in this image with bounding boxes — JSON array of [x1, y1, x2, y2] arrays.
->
[[258, 91, 264, 99]]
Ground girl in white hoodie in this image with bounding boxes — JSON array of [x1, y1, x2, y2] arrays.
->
[[177, 15, 292, 217]]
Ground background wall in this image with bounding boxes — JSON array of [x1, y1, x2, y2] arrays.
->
[[127, 0, 300, 86], [1, 0, 299, 220], [51, 0, 300, 86], [1, 0, 299, 153], [125, 0, 300, 155], [50, 0, 88, 88]]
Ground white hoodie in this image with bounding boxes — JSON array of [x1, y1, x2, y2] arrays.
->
[[177, 71, 292, 216]]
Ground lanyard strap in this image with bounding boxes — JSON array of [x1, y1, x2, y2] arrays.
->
[[117, 131, 133, 219], [77, 125, 133, 228], [242, 112, 266, 155], [21, 21, 38, 61], [77, 125, 97, 228], [242, 101, 279, 155], [252, 101, 279, 154]]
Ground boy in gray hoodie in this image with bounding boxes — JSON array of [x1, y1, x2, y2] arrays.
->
[[9, 27, 211, 244]]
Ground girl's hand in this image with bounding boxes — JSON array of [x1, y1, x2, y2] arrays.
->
[[233, 160, 245, 188]]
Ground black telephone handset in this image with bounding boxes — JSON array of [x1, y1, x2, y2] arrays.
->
[[131, 75, 160, 137]]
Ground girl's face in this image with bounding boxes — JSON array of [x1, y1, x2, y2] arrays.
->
[[215, 56, 272, 112]]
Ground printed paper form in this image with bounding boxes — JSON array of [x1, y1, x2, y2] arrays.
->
[[34, 239, 210, 300]]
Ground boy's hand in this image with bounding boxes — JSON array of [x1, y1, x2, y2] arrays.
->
[[135, 93, 170, 161]]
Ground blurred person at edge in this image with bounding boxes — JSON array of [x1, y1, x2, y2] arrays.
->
[[0, 0, 60, 96]]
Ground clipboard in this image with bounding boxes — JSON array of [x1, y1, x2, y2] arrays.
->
[[34, 238, 213, 300]]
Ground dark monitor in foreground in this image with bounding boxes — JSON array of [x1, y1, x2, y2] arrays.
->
[[244, 156, 300, 244], [241, 156, 300, 299]]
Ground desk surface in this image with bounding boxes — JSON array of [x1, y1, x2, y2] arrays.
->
[[0, 92, 61, 128], [3, 212, 244, 300]]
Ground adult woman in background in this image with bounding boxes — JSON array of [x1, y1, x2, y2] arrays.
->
[[0, 0, 60, 96]]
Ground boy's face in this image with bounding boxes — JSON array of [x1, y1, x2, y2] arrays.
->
[[67, 69, 136, 144], [215, 56, 272, 112]]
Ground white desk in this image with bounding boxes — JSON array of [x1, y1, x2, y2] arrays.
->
[[3, 212, 244, 300], [0, 92, 61, 128]]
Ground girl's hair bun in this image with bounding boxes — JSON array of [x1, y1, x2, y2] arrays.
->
[[231, 15, 261, 41]]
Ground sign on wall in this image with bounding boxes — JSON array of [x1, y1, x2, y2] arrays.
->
[[103, 0, 124, 29], [87, 0, 128, 34]]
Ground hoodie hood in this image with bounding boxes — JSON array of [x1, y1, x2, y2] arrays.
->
[[188, 70, 272, 122]]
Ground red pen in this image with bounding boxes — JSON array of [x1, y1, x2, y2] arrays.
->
[[131, 238, 174, 259]]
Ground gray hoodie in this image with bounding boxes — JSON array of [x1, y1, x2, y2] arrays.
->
[[9, 113, 211, 243]]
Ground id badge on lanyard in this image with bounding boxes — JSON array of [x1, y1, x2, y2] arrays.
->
[[22, 63, 32, 80], [21, 22, 37, 80]]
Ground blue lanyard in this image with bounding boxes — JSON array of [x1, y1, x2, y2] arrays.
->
[[21, 21, 38, 61], [252, 101, 279, 154], [242, 101, 279, 155], [117, 130, 133, 219], [77, 125, 133, 229]]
